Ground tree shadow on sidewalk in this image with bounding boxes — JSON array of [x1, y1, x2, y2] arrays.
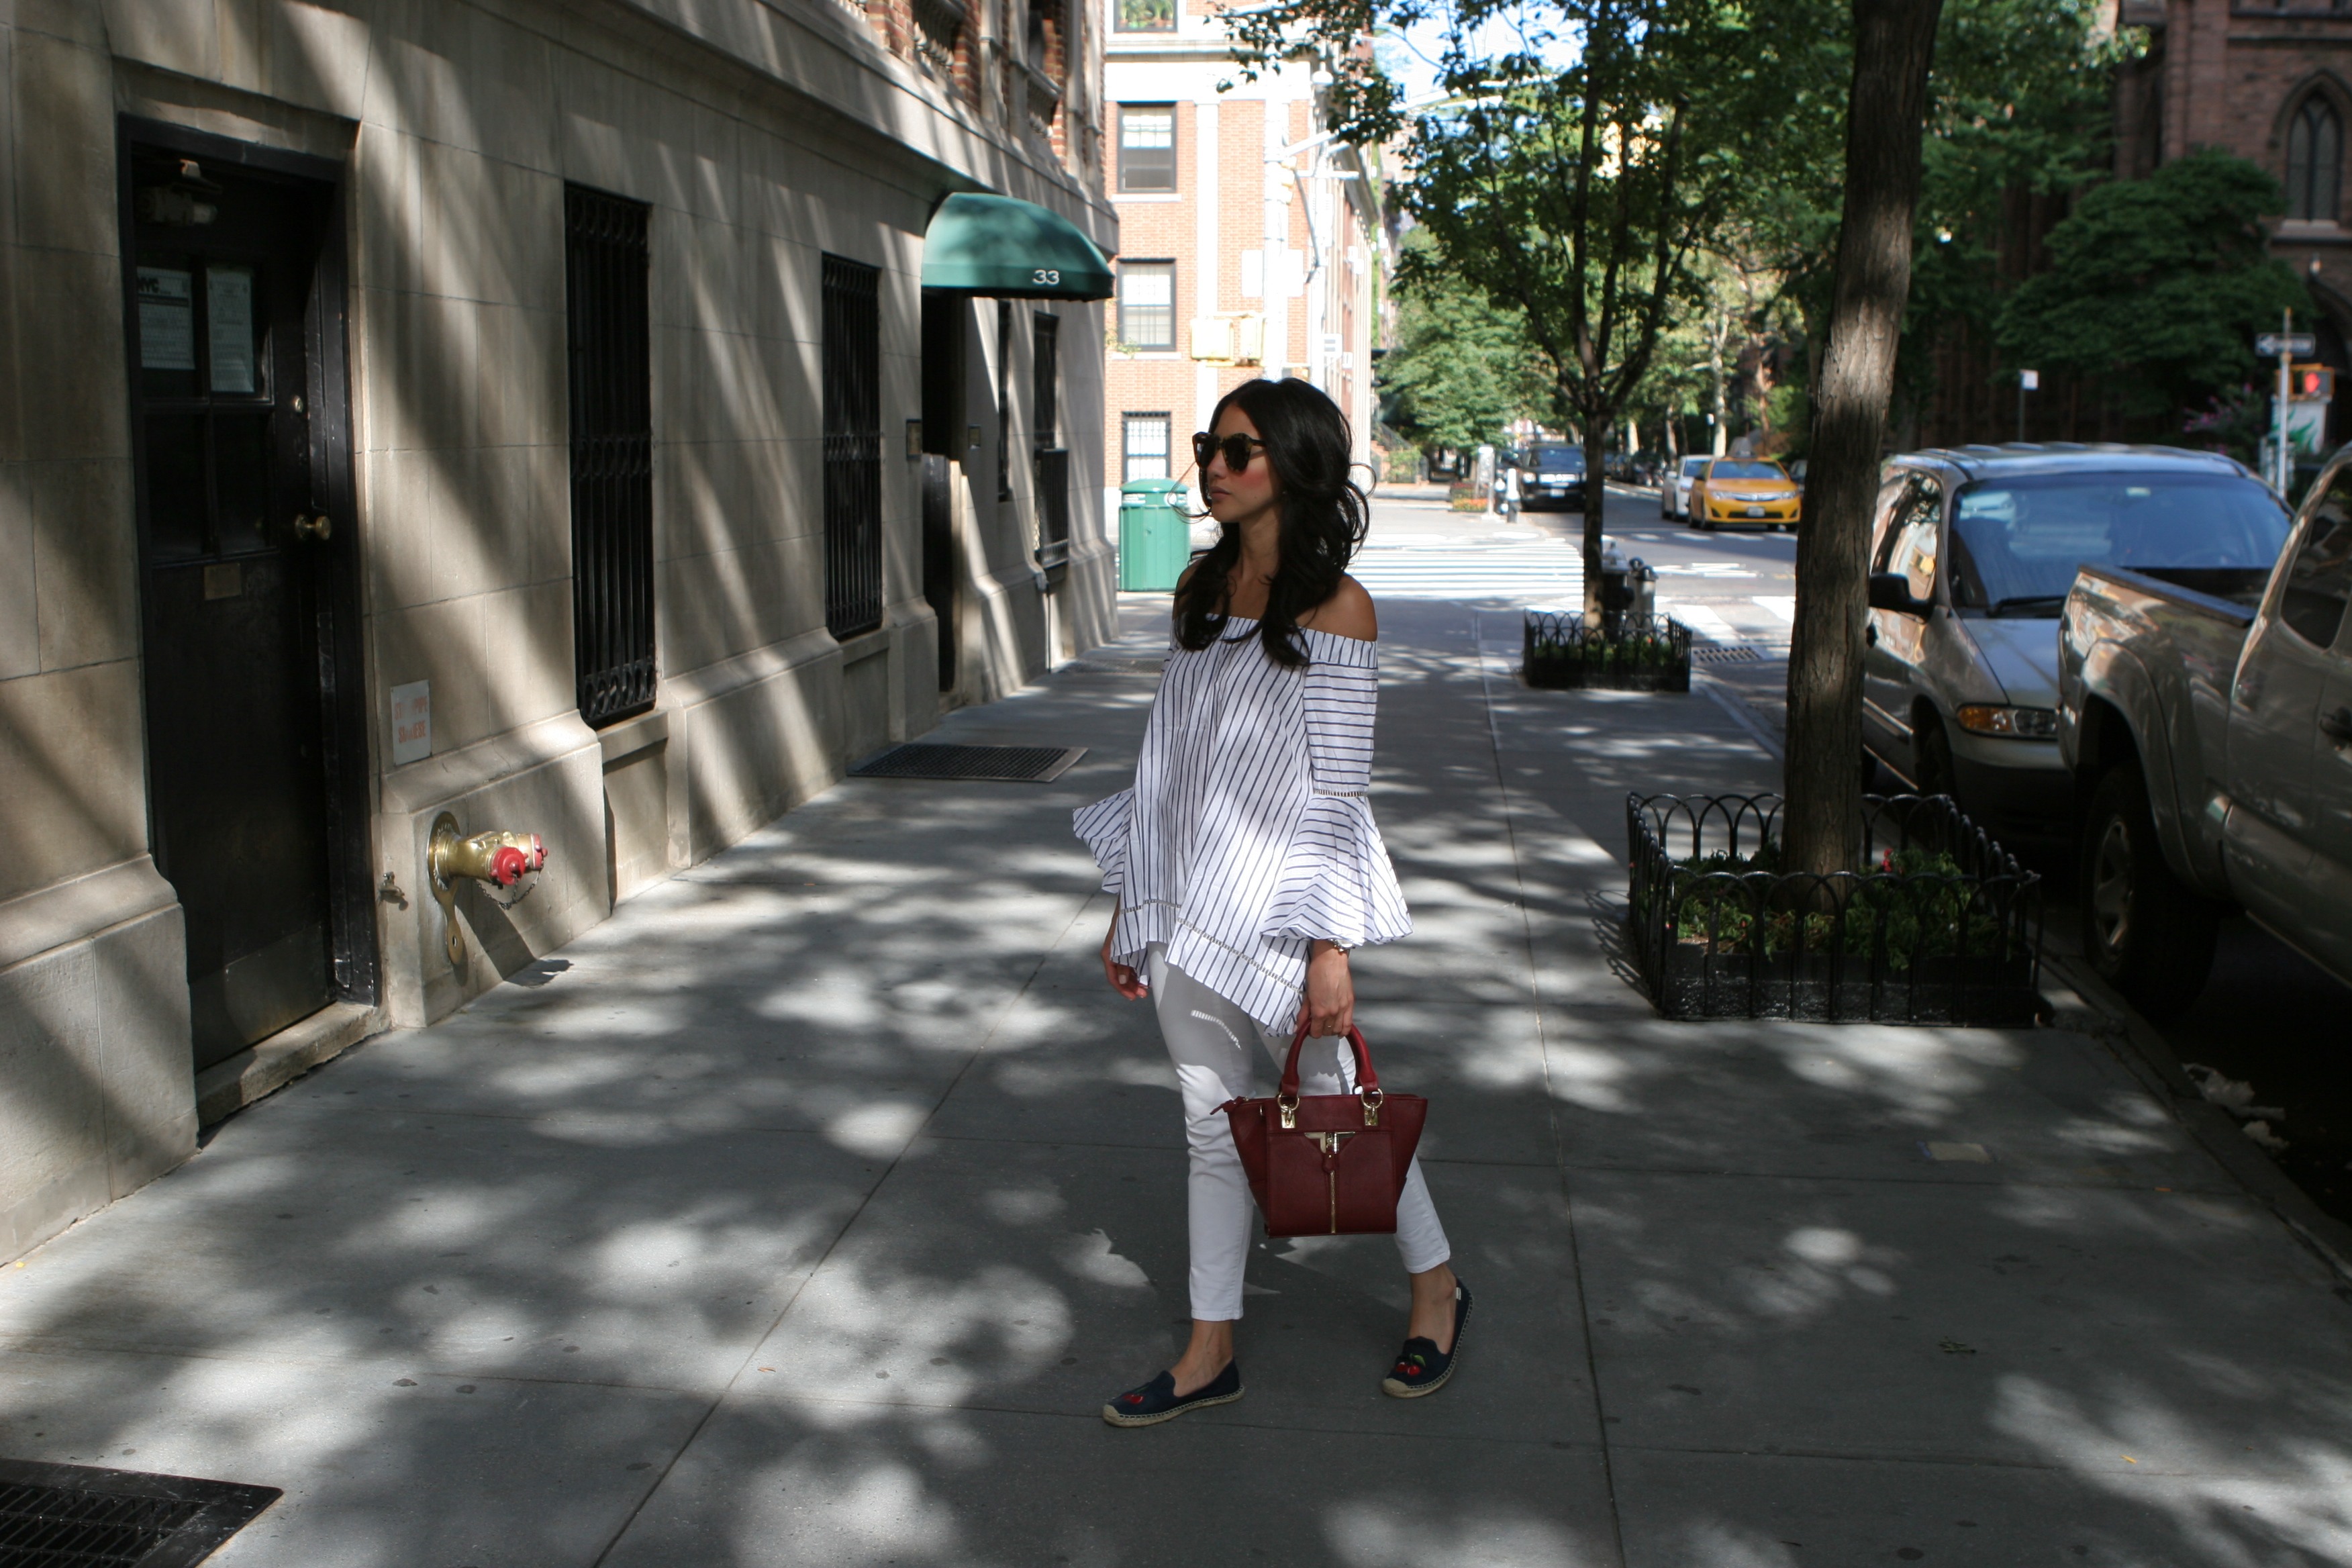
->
[[1, 608, 2348, 1566]]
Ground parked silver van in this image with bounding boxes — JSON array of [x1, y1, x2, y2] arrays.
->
[[1863, 444, 2287, 842]]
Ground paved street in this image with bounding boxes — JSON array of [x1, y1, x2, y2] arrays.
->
[[5, 493, 2352, 1567]]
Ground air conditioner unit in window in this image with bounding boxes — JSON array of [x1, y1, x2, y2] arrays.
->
[[1189, 315, 1233, 363], [1189, 313, 1265, 366], [1228, 313, 1265, 364]]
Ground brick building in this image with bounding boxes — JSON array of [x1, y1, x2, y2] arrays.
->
[[1916, 0, 2352, 446], [1101, 1, 1385, 513], [2116, 0, 2352, 437]]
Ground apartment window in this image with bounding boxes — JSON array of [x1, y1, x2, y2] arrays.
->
[[1119, 106, 1177, 191], [1123, 413, 1172, 481], [822, 254, 883, 638], [1118, 260, 1176, 350], [1032, 313, 1060, 452], [565, 185, 655, 726], [1116, 0, 1175, 30], [997, 300, 1013, 501], [2288, 94, 2343, 222], [1034, 313, 1069, 571]]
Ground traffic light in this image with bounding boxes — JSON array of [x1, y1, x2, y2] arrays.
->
[[2291, 363, 2335, 401]]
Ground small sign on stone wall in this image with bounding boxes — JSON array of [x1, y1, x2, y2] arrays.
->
[[391, 681, 432, 766]]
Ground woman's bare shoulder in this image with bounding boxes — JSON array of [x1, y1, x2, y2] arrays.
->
[[1300, 575, 1377, 641]]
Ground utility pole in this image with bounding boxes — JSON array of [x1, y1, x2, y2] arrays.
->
[[2277, 308, 2294, 496], [1265, 104, 1291, 381]]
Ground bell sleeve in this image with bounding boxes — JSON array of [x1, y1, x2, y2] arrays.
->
[[1071, 788, 1136, 898], [1260, 653, 1412, 948]]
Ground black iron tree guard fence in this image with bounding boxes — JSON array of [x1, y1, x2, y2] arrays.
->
[[1626, 792, 2044, 1026], [1524, 611, 1692, 691]]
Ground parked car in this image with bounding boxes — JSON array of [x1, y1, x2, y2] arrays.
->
[[1663, 454, 1708, 519], [1524, 444, 1589, 511], [1689, 456, 1801, 531], [2058, 448, 2347, 1012], [1864, 444, 2287, 848]]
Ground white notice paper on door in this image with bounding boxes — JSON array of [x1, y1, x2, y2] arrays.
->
[[207, 265, 256, 393], [391, 681, 432, 766], [137, 268, 195, 370]]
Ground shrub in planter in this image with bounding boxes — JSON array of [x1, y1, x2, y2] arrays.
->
[[1624, 791, 2043, 1026], [1524, 611, 1692, 691]]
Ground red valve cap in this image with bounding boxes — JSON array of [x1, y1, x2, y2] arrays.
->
[[491, 845, 528, 887], [528, 835, 546, 871]]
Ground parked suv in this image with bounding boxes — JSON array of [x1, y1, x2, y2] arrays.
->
[[1862, 444, 2284, 844]]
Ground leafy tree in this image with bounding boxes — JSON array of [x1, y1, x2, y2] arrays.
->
[[1228, 0, 1792, 617], [1994, 148, 2310, 416], [1893, 0, 2120, 403], [1706, 0, 2118, 422], [1378, 262, 1549, 452]]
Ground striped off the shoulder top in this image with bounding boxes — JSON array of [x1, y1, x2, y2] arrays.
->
[[1071, 616, 1412, 1031]]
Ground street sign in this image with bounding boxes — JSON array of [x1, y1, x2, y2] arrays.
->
[[2257, 332, 2317, 356], [2019, 369, 2039, 390]]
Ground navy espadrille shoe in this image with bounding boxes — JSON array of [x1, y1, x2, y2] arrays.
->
[[1382, 1281, 1471, 1398], [1101, 1361, 1243, 1427]]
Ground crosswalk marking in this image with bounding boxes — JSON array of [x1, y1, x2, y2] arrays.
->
[[1341, 542, 1794, 654], [1348, 540, 1585, 604], [1665, 601, 1743, 642]]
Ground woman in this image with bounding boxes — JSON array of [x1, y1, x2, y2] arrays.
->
[[1072, 379, 1467, 1428]]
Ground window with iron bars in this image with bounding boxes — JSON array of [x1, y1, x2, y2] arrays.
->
[[823, 254, 884, 638], [1032, 312, 1069, 575], [1122, 413, 1171, 481], [565, 185, 655, 727]]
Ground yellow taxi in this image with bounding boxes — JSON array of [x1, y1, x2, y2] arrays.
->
[[1689, 457, 1801, 530]]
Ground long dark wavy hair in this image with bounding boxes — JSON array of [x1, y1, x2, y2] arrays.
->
[[1174, 379, 1370, 668]]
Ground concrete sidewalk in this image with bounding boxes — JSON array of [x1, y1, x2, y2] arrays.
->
[[5, 597, 2351, 1567]]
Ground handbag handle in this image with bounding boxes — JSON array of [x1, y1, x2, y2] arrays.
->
[[1275, 1020, 1385, 1128]]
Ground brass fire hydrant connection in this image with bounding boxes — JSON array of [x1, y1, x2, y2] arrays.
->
[[428, 811, 548, 965]]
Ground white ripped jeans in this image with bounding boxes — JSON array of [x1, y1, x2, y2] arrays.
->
[[1146, 944, 1451, 1321]]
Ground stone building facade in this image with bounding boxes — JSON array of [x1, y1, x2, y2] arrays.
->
[[1099, 0, 1384, 513], [0, 0, 1115, 1259]]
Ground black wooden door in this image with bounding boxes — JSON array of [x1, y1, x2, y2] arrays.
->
[[129, 151, 338, 1067]]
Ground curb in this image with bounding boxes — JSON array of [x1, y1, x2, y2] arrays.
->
[[2043, 949, 2352, 1288]]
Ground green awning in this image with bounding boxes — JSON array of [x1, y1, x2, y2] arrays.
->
[[921, 193, 1113, 300]]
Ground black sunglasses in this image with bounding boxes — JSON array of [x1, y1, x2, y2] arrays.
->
[[1192, 432, 1267, 473]]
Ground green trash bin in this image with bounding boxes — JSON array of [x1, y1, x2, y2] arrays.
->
[[1119, 479, 1193, 591]]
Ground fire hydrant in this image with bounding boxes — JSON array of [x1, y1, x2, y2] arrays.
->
[[428, 812, 548, 965]]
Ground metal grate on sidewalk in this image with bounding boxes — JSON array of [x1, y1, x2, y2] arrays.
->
[[1692, 644, 1765, 664], [0, 1458, 281, 1567], [848, 743, 1087, 783]]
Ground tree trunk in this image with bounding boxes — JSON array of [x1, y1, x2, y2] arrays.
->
[[1708, 323, 1728, 454], [1782, 0, 1945, 875], [1582, 420, 1611, 621]]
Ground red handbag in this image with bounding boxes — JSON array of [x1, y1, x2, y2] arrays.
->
[[1220, 1023, 1427, 1237]]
